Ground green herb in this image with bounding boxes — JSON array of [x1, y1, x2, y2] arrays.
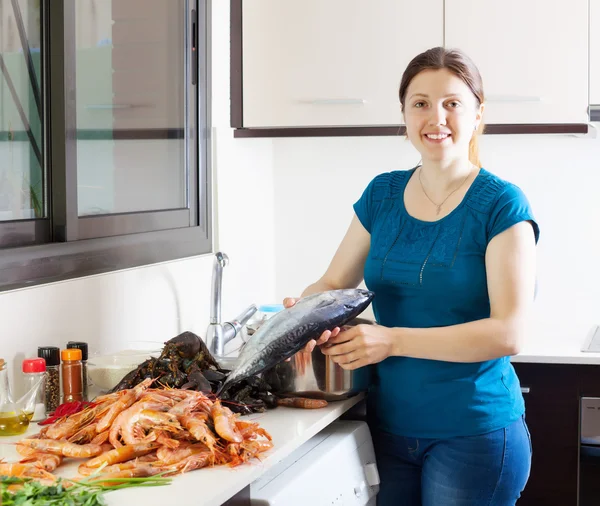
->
[[1, 474, 172, 505]]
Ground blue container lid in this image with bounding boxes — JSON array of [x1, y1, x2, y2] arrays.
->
[[259, 304, 284, 313]]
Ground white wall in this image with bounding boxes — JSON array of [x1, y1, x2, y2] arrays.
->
[[272, 131, 600, 348], [0, 0, 277, 394]]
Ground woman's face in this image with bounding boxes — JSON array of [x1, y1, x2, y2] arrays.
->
[[402, 68, 484, 164]]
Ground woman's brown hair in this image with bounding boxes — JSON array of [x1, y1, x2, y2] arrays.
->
[[398, 47, 484, 167]]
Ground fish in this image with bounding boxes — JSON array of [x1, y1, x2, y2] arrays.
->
[[217, 289, 374, 395]]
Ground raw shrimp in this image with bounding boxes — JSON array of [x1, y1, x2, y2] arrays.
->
[[18, 439, 104, 458], [109, 400, 163, 447], [168, 392, 211, 417], [153, 430, 180, 449], [19, 452, 63, 472], [68, 423, 98, 444], [156, 442, 209, 465], [82, 464, 159, 484], [45, 404, 100, 440], [211, 400, 242, 443], [179, 414, 220, 452], [91, 429, 110, 445], [0, 462, 57, 481], [78, 452, 160, 476], [96, 378, 153, 433], [153, 451, 213, 475], [235, 420, 272, 441], [226, 439, 274, 467], [85, 442, 158, 468]]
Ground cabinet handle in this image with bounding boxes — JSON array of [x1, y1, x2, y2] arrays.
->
[[85, 104, 134, 110], [590, 105, 600, 122], [486, 95, 543, 103], [302, 99, 366, 106], [521, 387, 531, 394]]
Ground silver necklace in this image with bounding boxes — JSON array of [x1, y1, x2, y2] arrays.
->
[[418, 165, 473, 216]]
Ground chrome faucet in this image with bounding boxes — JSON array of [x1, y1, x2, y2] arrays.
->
[[206, 252, 257, 357]]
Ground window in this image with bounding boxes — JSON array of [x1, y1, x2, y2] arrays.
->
[[0, 0, 47, 244], [0, 0, 211, 291]]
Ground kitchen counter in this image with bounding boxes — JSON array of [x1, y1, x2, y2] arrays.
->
[[511, 321, 600, 365], [0, 394, 365, 506]]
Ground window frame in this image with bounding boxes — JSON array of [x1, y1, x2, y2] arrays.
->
[[0, 0, 212, 292]]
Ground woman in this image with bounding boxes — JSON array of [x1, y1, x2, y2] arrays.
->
[[284, 47, 539, 505]]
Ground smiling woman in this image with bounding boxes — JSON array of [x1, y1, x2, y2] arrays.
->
[[285, 46, 539, 506]]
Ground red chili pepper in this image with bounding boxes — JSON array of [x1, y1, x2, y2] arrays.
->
[[37, 400, 93, 425]]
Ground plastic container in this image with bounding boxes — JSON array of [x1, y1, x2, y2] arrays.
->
[[87, 351, 155, 391], [38, 346, 60, 414], [22, 358, 46, 422], [61, 348, 83, 403], [67, 342, 88, 401]]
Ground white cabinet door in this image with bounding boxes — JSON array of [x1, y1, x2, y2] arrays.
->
[[591, 0, 600, 105], [242, 0, 443, 128], [445, 0, 588, 124]]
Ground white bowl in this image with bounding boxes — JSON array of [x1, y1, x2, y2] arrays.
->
[[88, 351, 156, 391]]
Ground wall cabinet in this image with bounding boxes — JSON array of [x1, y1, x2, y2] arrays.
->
[[234, 0, 591, 134], [591, 0, 600, 108], [241, 0, 443, 128], [445, 0, 589, 125]]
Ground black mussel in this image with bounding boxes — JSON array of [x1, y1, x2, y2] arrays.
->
[[203, 369, 227, 382], [257, 391, 278, 409], [245, 397, 267, 412], [226, 402, 253, 415], [232, 385, 253, 403], [245, 375, 272, 392], [188, 370, 212, 393]]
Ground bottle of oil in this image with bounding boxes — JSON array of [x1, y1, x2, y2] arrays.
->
[[0, 359, 35, 436]]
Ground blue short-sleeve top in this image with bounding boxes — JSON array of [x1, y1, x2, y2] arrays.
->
[[353, 168, 540, 438]]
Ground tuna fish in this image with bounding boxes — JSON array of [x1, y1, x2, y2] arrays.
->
[[217, 289, 374, 395]]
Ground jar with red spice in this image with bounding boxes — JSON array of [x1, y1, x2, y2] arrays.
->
[[61, 348, 83, 403]]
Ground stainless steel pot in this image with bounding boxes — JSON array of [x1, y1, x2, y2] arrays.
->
[[261, 318, 374, 401]]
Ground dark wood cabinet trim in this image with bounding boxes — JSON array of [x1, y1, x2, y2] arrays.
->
[[230, 0, 243, 128], [230, 0, 589, 137], [233, 124, 589, 138]]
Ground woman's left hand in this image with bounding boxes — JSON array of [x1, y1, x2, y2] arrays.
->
[[321, 324, 395, 370]]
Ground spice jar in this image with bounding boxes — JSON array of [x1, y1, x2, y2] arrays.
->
[[22, 358, 46, 422], [67, 342, 88, 401], [61, 349, 83, 403], [38, 346, 60, 414]]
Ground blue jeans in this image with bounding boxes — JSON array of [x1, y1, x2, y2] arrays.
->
[[372, 416, 532, 506]]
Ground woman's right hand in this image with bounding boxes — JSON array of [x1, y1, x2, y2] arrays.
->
[[283, 297, 341, 354]]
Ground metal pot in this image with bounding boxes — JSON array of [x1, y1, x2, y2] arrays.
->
[[261, 318, 374, 401]]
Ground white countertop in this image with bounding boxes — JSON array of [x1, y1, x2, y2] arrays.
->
[[0, 394, 364, 506], [510, 320, 600, 365]]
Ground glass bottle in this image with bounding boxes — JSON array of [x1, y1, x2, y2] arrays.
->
[[67, 342, 88, 401], [0, 360, 41, 436], [61, 348, 83, 403], [22, 358, 46, 422], [38, 347, 60, 414]]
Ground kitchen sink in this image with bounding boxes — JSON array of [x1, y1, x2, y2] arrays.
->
[[215, 355, 238, 371]]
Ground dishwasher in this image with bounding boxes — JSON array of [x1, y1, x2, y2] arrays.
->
[[250, 419, 380, 505]]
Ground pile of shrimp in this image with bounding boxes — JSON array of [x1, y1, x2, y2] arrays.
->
[[1, 378, 273, 483]]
